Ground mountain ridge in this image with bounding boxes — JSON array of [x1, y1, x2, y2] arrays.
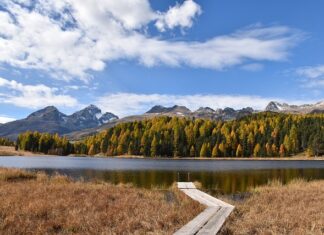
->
[[0, 105, 118, 140]]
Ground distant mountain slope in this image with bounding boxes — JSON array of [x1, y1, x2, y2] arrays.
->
[[146, 105, 191, 115], [265, 101, 324, 113], [147, 105, 255, 121], [0, 105, 118, 140]]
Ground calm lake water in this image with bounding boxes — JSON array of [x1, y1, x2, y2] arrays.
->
[[1, 156, 324, 194]]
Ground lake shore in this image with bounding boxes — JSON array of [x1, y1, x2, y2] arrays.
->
[[87, 154, 324, 161], [0, 146, 43, 156], [220, 179, 324, 234], [0, 168, 203, 234], [1, 146, 323, 160]]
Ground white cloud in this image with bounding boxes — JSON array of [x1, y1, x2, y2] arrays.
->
[[155, 0, 202, 32], [296, 65, 324, 88], [0, 116, 15, 123], [95, 92, 311, 117], [0, 0, 302, 81], [0, 77, 79, 108]]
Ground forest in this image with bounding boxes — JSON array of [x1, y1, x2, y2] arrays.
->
[[16, 132, 73, 155], [16, 112, 324, 157], [0, 138, 14, 147]]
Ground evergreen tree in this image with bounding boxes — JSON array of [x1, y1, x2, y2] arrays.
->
[[236, 144, 243, 157], [279, 144, 286, 157], [200, 143, 208, 157], [151, 135, 158, 157], [190, 145, 195, 157], [253, 143, 261, 157], [212, 144, 218, 158]]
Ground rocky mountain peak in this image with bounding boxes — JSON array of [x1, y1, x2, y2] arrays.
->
[[27, 106, 65, 121], [146, 105, 191, 114], [195, 107, 215, 113], [265, 101, 282, 111], [169, 105, 191, 114], [146, 105, 168, 113]]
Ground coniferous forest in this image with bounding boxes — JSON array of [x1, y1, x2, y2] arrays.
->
[[0, 138, 14, 147], [16, 112, 324, 157]]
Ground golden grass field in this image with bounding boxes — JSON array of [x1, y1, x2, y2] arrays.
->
[[220, 179, 324, 235], [0, 168, 203, 234]]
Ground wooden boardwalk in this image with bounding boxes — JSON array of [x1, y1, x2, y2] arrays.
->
[[174, 182, 234, 235]]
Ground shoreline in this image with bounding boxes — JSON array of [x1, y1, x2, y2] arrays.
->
[[1, 146, 323, 161], [0, 146, 44, 157]]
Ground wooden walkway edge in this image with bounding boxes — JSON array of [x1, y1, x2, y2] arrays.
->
[[174, 182, 234, 235]]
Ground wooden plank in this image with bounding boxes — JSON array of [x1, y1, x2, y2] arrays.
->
[[177, 182, 196, 189], [194, 189, 234, 208], [174, 182, 234, 235], [180, 189, 219, 207], [174, 207, 220, 235], [197, 206, 234, 235]]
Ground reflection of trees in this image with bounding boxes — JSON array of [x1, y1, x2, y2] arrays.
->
[[45, 168, 324, 194]]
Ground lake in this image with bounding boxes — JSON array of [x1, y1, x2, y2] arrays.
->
[[1, 156, 324, 194]]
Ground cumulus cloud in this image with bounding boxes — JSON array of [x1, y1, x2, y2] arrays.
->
[[296, 65, 324, 87], [0, 77, 79, 108], [155, 0, 202, 32], [0, 0, 302, 81], [95, 93, 311, 117]]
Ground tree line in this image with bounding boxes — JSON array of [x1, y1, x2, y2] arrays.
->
[[16, 132, 73, 155], [0, 137, 14, 146], [16, 112, 324, 157]]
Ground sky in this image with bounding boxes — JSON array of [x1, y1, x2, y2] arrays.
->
[[0, 0, 324, 122]]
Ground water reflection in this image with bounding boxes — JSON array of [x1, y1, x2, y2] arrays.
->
[[42, 168, 324, 194], [1, 157, 324, 194]]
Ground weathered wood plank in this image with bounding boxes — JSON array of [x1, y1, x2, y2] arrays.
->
[[197, 206, 234, 235], [177, 182, 196, 189], [174, 182, 234, 235], [194, 189, 234, 208], [180, 189, 219, 207], [174, 207, 220, 235]]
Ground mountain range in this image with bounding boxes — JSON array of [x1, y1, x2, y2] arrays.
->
[[0, 105, 118, 140], [0, 101, 323, 140]]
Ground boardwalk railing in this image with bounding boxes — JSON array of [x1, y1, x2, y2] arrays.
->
[[174, 182, 234, 235]]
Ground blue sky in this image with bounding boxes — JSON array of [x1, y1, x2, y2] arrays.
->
[[0, 0, 324, 122]]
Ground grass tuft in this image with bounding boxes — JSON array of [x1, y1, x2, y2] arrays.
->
[[0, 168, 36, 181]]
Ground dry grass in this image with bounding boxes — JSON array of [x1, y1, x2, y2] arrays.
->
[[0, 146, 41, 156], [0, 168, 203, 235], [220, 179, 324, 235], [0, 167, 37, 181]]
